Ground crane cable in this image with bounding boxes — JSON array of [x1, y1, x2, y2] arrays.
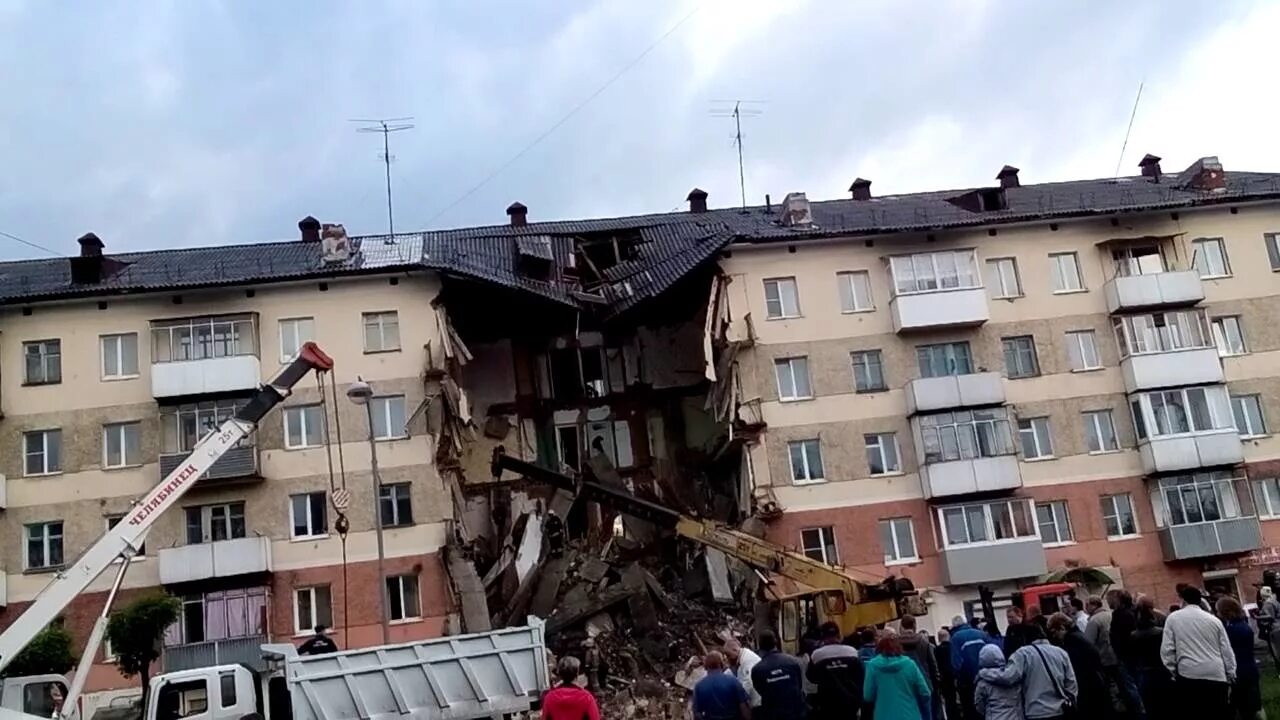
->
[[317, 368, 353, 641]]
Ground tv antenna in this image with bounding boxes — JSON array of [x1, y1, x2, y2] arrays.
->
[[711, 100, 765, 209], [351, 117, 415, 238], [1112, 81, 1144, 179]]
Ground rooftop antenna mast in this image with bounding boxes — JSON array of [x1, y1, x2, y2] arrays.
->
[[1112, 81, 1144, 179], [711, 100, 765, 210], [351, 117, 415, 238]]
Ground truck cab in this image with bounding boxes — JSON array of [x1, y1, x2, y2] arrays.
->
[[1, 674, 77, 720], [148, 666, 263, 720]]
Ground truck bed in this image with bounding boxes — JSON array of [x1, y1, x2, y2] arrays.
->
[[281, 620, 549, 720]]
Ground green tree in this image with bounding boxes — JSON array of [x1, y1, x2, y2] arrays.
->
[[0, 623, 76, 678], [105, 594, 182, 705]]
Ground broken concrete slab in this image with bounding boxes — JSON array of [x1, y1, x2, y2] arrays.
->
[[546, 574, 645, 636], [584, 612, 616, 638], [623, 563, 660, 631], [578, 557, 611, 584], [705, 549, 733, 603], [443, 544, 491, 633], [529, 556, 569, 619]]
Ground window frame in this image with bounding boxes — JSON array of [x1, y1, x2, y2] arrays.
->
[[800, 527, 838, 564], [1211, 316, 1247, 357], [100, 333, 140, 380], [1231, 394, 1268, 438], [937, 499, 1039, 549], [386, 574, 422, 622], [879, 517, 918, 565], [184, 502, 247, 544], [1112, 309, 1214, 358], [161, 399, 250, 454], [1191, 237, 1231, 278], [289, 492, 329, 539], [1001, 336, 1040, 379], [788, 439, 825, 485], [1083, 410, 1120, 454], [864, 432, 902, 476], [916, 341, 974, 379], [850, 350, 886, 393], [23, 339, 62, 386], [762, 277, 802, 319], [278, 317, 316, 363], [1036, 501, 1074, 546], [1131, 385, 1234, 440], [23, 429, 63, 477], [292, 585, 334, 636], [889, 249, 981, 296], [1150, 471, 1244, 528], [1048, 252, 1085, 293], [774, 357, 813, 401], [1065, 330, 1102, 371], [985, 257, 1023, 299], [1100, 493, 1140, 539], [917, 409, 1016, 463], [361, 311, 402, 353], [283, 404, 326, 449], [379, 483, 414, 527], [370, 395, 409, 440], [1266, 233, 1280, 273], [1252, 478, 1280, 520], [102, 421, 143, 469], [151, 314, 256, 363], [24, 521, 65, 570], [106, 514, 147, 557], [836, 271, 874, 313], [1017, 416, 1054, 460]]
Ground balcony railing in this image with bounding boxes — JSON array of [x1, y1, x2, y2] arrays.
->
[[921, 455, 1022, 500], [158, 536, 272, 585], [162, 635, 268, 672], [150, 314, 260, 398], [935, 498, 1046, 583], [1138, 428, 1243, 474], [940, 536, 1046, 585], [1150, 473, 1262, 560], [890, 288, 989, 333], [1104, 270, 1203, 313], [905, 372, 1005, 415], [159, 446, 259, 484]]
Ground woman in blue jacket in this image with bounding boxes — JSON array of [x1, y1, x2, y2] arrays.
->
[[864, 633, 931, 720], [1217, 597, 1260, 720]]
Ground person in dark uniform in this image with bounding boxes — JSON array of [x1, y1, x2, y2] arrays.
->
[[751, 629, 806, 720], [806, 622, 864, 720], [298, 625, 339, 655]]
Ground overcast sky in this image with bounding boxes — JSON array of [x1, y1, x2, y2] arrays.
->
[[0, 0, 1276, 259]]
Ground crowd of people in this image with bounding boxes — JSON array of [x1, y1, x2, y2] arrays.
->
[[541, 583, 1269, 720]]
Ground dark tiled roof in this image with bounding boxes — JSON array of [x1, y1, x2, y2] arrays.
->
[[3, 166, 1279, 314]]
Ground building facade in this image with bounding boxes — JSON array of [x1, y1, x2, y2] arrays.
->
[[722, 158, 1280, 628]]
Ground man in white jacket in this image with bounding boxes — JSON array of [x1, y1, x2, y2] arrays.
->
[[725, 638, 763, 712], [1160, 585, 1235, 715]]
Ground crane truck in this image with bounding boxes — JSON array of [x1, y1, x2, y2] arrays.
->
[[490, 447, 927, 653]]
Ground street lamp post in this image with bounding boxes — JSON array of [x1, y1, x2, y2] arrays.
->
[[347, 376, 390, 645]]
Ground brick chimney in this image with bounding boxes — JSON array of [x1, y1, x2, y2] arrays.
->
[[996, 165, 1020, 189], [298, 216, 321, 242], [71, 233, 106, 284], [849, 178, 872, 201], [507, 202, 528, 227], [1176, 156, 1226, 192], [779, 192, 812, 227], [78, 232, 104, 257], [1138, 154, 1163, 181], [687, 188, 708, 213]]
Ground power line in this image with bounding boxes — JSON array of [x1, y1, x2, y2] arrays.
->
[[0, 229, 62, 258], [1113, 81, 1144, 179], [420, 3, 703, 227], [351, 117, 416, 239]]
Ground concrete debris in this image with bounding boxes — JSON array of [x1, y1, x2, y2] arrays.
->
[[704, 549, 734, 604]]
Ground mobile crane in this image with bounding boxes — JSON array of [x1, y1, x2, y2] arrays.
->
[[490, 447, 927, 652], [0, 343, 336, 720]]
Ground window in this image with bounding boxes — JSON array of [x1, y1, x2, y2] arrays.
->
[[184, 503, 246, 544], [1111, 245, 1166, 277], [889, 250, 980, 294], [165, 587, 268, 646], [220, 671, 237, 708], [362, 311, 401, 352], [774, 357, 812, 401], [106, 515, 146, 556], [1252, 478, 1280, 519], [837, 271, 873, 312], [1017, 417, 1054, 459], [379, 483, 413, 526], [1112, 310, 1213, 357], [1211, 316, 1247, 357], [879, 518, 917, 564], [23, 429, 62, 476], [25, 521, 64, 570], [161, 400, 249, 454], [1049, 252, 1084, 292], [851, 350, 886, 392], [1065, 330, 1101, 371], [985, 257, 1022, 298], [1036, 501, 1074, 545], [22, 680, 69, 717], [1083, 410, 1119, 453], [1192, 237, 1231, 277], [1267, 233, 1280, 272], [293, 586, 333, 634], [763, 277, 801, 319], [386, 574, 421, 621], [938, 499, 1037, 548], [370, 395, 408, 440], [279, 317, 315, 362], [916, 342, 973, 378], [918, 409, 1015, 463], [1151, 472, 1242, 527], [864, 433, 901, 475], [1100, 494, 1139, 538], [103, 422, 142, 468], [284, 404, 325, 449], [788, 439, 825, 484], [1232, 395, 1267, 437], [101, 334, 139, 379], [1132, 385, 1233, 439], [800, 527, 838, 564], [1002, 336, 1040, 378], [290, 492, 328, 538], [151, 315, 255, 362], [23, 340, 61, 385]]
